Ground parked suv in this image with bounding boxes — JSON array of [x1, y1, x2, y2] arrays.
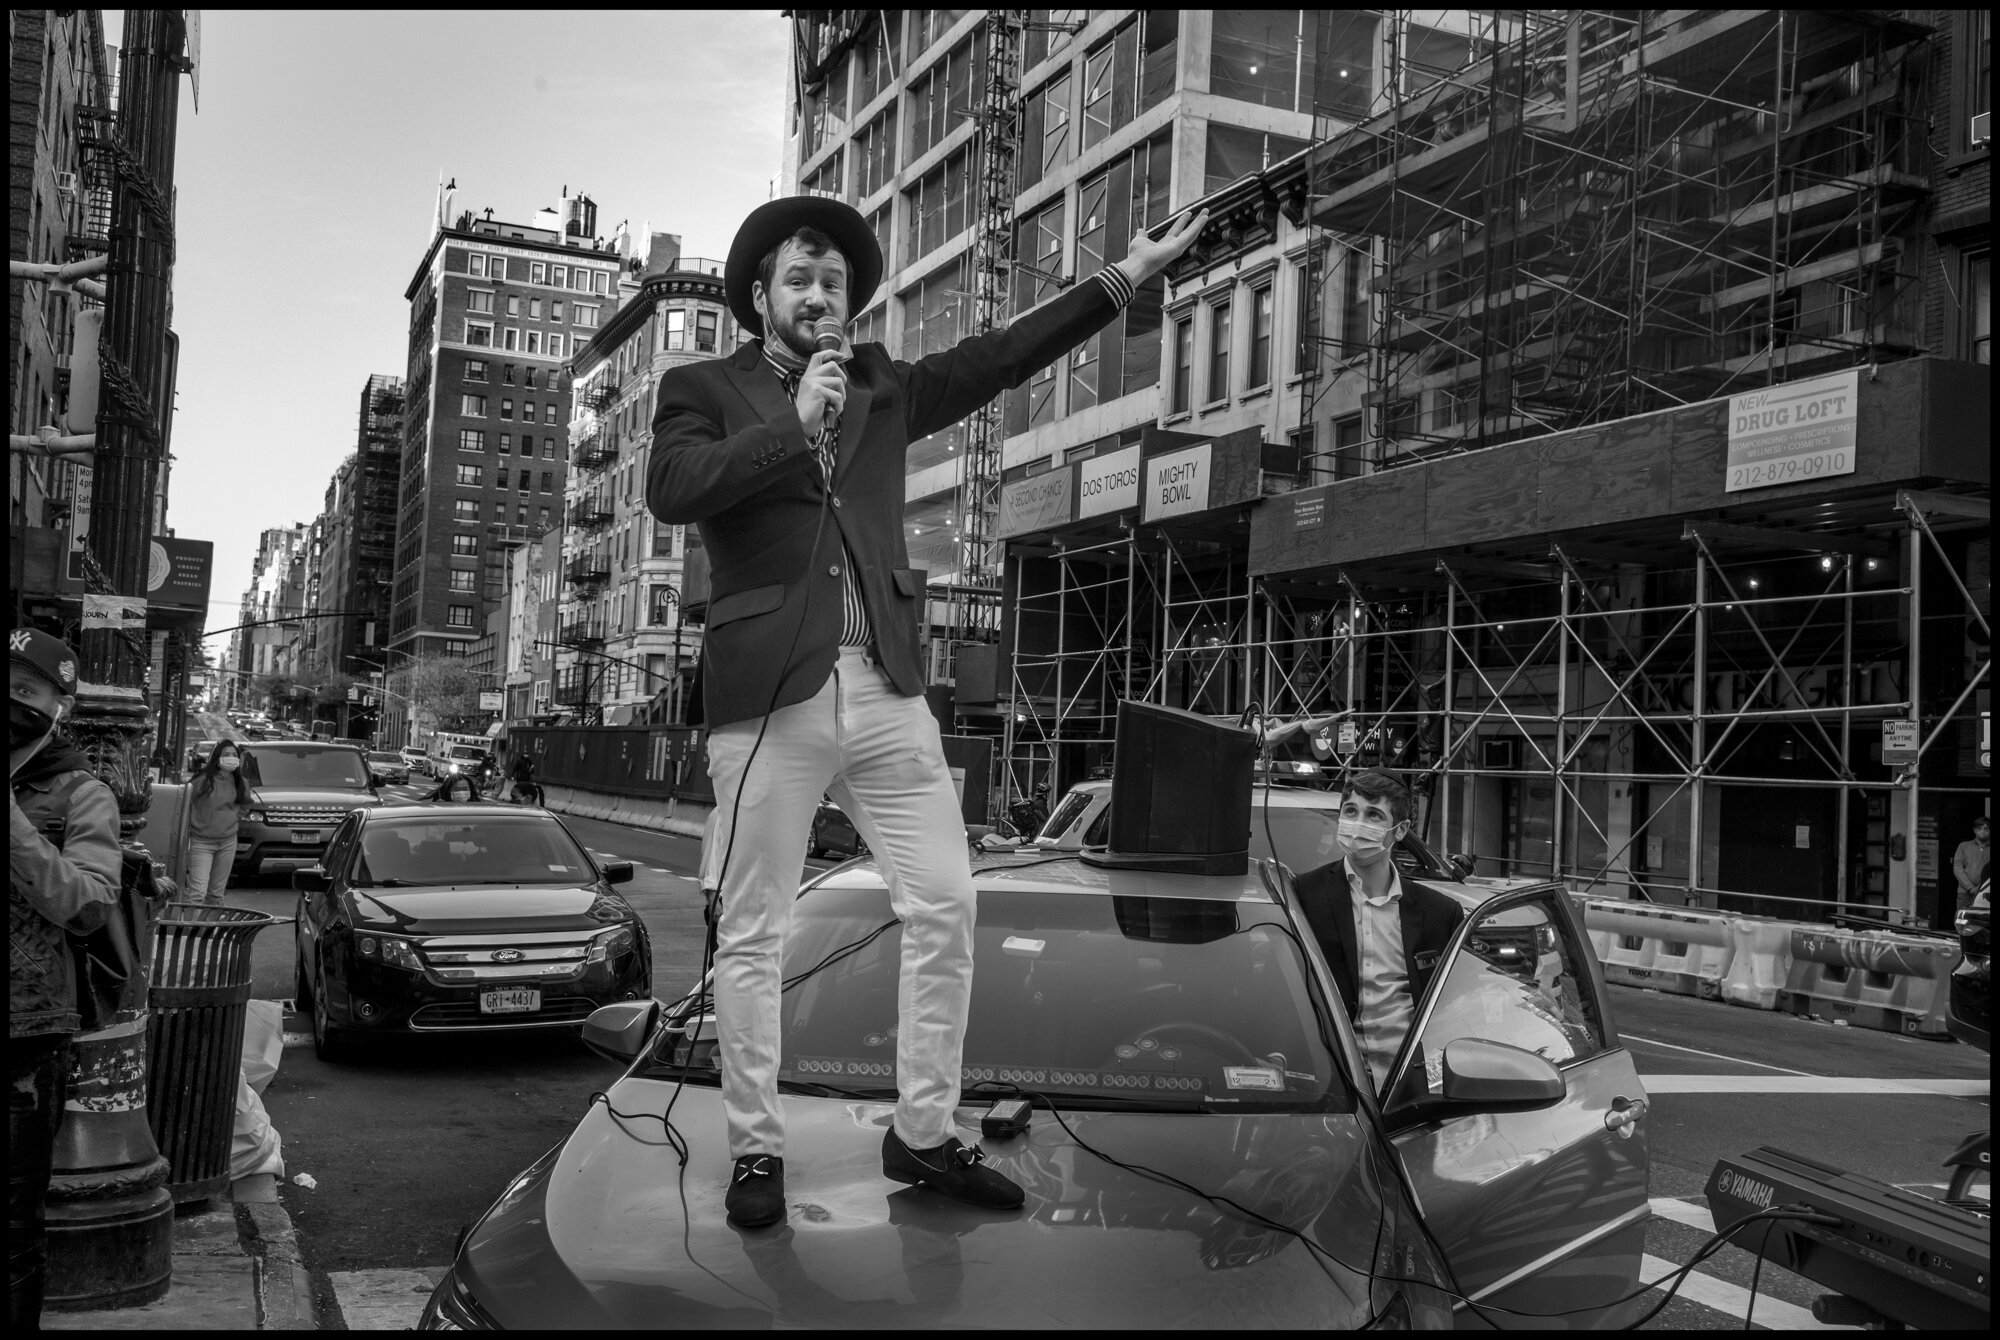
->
[[233, 741, 386, 880]]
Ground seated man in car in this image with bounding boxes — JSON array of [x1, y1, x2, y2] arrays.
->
[[1289, 770, 1464, 1092]]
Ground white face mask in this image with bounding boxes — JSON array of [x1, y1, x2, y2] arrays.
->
[[1338, 815, 1400, 862], [217, 756, 240, 772]]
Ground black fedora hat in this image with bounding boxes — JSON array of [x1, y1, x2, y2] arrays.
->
[[724, 195, 882, 340]]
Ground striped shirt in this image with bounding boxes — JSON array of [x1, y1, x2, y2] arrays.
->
[[760, 266, 1138, 650]]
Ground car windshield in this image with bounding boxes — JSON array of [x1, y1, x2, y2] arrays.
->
[[648, 882, 1354, 1114], [1037, 789, 1095, 842], [1246, 797, 1450, 882], [367, 752, 402, 765], [242, 746, 370, 789], [448, 745, 487, 761], [350, 815, 594, 887]]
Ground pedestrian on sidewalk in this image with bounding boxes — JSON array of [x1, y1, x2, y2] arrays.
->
[[184, 740, 251, 906], [10, 629, 121, 1329], [1954, 815, 1990, 913]]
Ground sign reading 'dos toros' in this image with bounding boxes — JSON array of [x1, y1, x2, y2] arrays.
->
[[1077, 445, 1142, 519], [1143, 442, 1212, 523], [1725, 369, 1859, 493]]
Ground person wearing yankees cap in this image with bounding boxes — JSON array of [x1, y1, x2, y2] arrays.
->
[[647, 194, 1207, 1227]]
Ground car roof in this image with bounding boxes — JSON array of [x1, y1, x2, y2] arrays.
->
[[1060, 779, 1344, 808], [361, 803, 555, 822], [814, 850, 1280, 905]]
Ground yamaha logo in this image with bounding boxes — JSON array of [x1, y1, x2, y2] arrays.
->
[[491, 949, 525, 964]]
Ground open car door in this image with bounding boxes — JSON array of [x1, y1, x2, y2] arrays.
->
[[1379, 886, 1650, 1329]]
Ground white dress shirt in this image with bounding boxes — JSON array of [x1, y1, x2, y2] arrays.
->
[[1348, 858, 1414, 1090]]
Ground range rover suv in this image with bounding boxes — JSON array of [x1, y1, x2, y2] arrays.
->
[[232, 741, 387, 879]]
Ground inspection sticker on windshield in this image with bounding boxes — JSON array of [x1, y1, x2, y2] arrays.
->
[[1223, 1066, 1284, 1091], [1001, 936, 1045, 957]]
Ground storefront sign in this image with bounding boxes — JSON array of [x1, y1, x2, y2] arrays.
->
[[1725, 369, 1858, 492], [145, 537, 213, 609], [81, 593, 146, 631], [1077, 445, 1142, 519], [1293, 494, 1327, 530], [1880, 718, 1918, 766], [996, 469, 1073, 539], [1143, 443, 1212, 522], [478, 690, 504, 712]]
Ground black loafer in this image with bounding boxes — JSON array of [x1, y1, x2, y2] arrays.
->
[[882, 1129, 1024, 1210], [725, 1154, 786, 1227]]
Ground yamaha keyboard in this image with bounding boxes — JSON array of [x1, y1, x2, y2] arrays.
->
[[1706, 1147, 1990, 1330]]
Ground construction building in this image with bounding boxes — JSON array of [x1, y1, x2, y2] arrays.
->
[[559, 232, 740, 725], [785, 10, 1987, 928], [389, 185, 621, 680]]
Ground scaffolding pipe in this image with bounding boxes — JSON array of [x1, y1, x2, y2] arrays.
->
[[1904, 511, 1921, 924]]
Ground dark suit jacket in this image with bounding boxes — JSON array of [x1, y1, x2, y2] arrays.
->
[[648, 278, 1127, 728], [1291, 860, 1466, 1019]]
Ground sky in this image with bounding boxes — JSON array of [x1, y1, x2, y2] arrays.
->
[[106, 12, 794, 661]]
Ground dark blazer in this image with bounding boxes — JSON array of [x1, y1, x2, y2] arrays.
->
[[648, 277, 1126, 728], [1291, 860, 1466, 1018]]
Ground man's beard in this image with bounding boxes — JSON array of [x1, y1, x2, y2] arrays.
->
[[769, 313, 818, 362]]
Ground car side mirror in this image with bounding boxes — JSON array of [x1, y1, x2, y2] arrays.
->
[[582, 999, 660, 1064], [292, 868, 329, 893], [370, 773, 387, 789], [602, 861, 635, 885], [1385, 1038, 1566, 1125], [1450, 853, 1477, 880]]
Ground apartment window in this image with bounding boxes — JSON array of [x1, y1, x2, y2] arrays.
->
[[526, 331, 543, 355], [491, 500, 507, 523], [503, 363, 517, 385], [1247, 285, 1274, 389], [594, 271, 608, 294], [456, 463, 481, 486], [449, 569, 476, 592], [543, 438, 557, 459], [856, 108, 898, 197], [1170, 318, 1193, 414], [464, 359, 487, 382], [904, 147, 973, 263], [548, 333, 565, 358], [503, 328, 520, 351], [467, 290, 494, 315], [574, 305, 600, 329], [551, 301, 563, 323], [543, 403, 558, 425], [1022, 72, 1072, 189], [1340, 241, 1370, 354], [665, 310, 685, 350], [500, 398, 514, 420], [465, 321, 493, 346], [453, 500, 479, 523], [461, 394, 486, 417], [551, 266, 567, 290], [695, 310, 718, 352], [537, 506, 551, 530], [1204, 123, 1311, 194], [451, 534, 478, 556], [908, 31, 986, 161], [528, 298, 542, 320], [1965, 250, 1992, 364], [653, 524, 676, 558], [1332, 413, 1368, 480], [530, 262, 546, 284], [468, 254, 491, 278], [458, 429, 485, 452], [539, 471, 553, 491], [447, 605, 475, 628], [506, 295, 521, 317], [1207, 302, 1231, 402]]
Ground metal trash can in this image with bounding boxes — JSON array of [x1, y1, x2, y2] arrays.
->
[[146, 903, 282, 1202]]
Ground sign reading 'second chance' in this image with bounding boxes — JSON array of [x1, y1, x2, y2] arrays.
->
[[1725, 369, 1859, 493], [1144, 442, 1212, 523]]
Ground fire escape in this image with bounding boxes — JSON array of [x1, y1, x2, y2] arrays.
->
[[557, 370, 621, 723]]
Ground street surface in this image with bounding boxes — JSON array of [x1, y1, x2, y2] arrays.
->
[[195, 736, 1986, 1330]]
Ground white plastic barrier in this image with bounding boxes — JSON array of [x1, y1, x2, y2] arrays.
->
[[1579, 901, 1736, 1000], [1719, 916, 1837, 1011]]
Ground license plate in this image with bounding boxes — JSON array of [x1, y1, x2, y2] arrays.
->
[[480, 989, 541, 1015], [289, 830, 321, 844]]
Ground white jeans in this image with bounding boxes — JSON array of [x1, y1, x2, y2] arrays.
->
[[184, 835, 239, 905], [705, 648, 975, 1160]]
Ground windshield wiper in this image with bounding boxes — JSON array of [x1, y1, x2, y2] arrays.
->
[[776, 1078, 895, 1100]]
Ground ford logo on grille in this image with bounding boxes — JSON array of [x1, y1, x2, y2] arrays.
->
[[491, 948, 525, 964]]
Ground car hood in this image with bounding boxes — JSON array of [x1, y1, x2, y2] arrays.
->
[[248, 787, 379, 809], [344, 884, 623, 934], [455, 1080, 1415, 1328]]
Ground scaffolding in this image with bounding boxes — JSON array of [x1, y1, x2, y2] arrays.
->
[[1300, 9, 1931, 476]]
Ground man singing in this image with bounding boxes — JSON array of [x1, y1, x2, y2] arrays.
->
[[648, 194, 1205, 1227]]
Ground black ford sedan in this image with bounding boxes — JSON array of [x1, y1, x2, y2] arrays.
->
[[292, 804, 652, 1061]]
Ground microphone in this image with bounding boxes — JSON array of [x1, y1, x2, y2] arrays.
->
[[812, 315, 847, 356]]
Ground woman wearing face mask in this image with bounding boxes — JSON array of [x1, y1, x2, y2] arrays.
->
[[427, 772, 486, 804], [185, 741, 252, 906]]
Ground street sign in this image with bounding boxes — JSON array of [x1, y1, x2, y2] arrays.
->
[[1881, 718, 1919, 766]]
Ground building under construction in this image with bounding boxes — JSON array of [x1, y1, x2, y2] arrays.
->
[[778, 10, 1986, 926]]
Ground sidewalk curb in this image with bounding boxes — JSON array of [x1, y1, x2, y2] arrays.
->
[[238, 1198, 319, 1330]]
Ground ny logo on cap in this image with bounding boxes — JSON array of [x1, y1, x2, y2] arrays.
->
[[8, 630, 27, 653]]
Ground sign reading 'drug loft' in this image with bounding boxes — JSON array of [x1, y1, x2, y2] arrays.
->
[[1725, 369, 1859, 493], [1143, 442, 1213, 523]]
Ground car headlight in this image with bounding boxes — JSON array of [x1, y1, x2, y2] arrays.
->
[[245, 809, 267, 823], [419, 1271, 496, 1330], [356, 933, 424, 972], [587, 926, 636, 964]]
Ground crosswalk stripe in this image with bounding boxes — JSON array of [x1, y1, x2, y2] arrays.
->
[[328, 1268, 447, 1330], [1639, 1254, 1846, 1330], [1638, 1076, 1988, 1096], [1648, 1196, 1712, 1232]]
